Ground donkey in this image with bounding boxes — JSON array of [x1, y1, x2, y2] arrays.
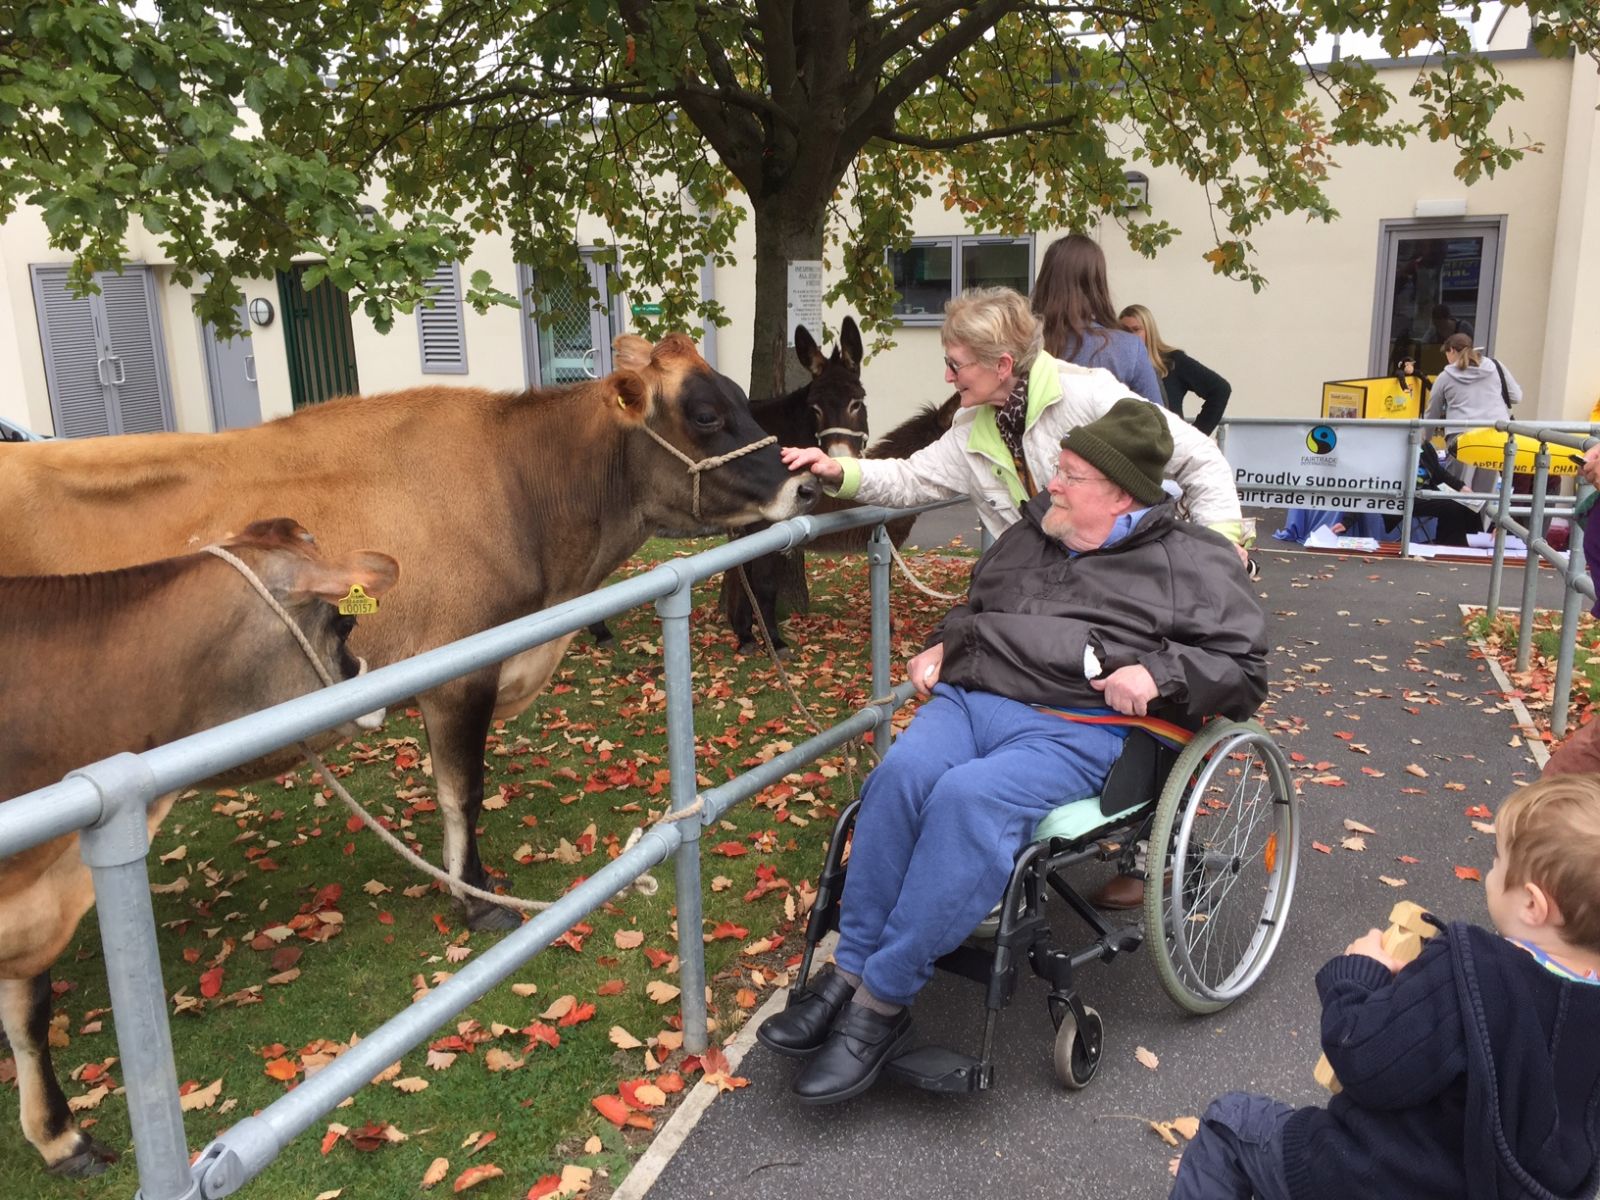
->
[[721, 318, 869, 655]]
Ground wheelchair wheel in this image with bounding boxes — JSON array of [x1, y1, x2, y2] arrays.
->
[[1051, 1005, 1102, 1090], [1144, 720, 1298, 1014]]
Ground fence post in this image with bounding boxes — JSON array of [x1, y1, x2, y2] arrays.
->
[[656, 575, 709, 1054], [1485, 431, 1518, 619], [868, 524, 893, 754], [1515, 444, 1552, 673], [71, 753, 201, 1200], [1399, 424, 1421, 558]]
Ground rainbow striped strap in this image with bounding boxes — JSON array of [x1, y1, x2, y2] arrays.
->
[[1035, 706, 1196, 752]]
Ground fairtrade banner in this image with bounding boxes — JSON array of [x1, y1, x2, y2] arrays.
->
[[1224, 422, 1412, 513]]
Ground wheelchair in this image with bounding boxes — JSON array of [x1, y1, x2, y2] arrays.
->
[[789, 718, 1299, 1093]]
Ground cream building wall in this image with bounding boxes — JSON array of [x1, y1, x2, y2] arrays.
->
[[1, 32, 1595, 440]]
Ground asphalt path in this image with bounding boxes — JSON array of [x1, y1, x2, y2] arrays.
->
[[633, 545, 1568, 1200]]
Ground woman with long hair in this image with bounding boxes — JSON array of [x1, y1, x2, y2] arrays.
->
[[1425, 333, 1524, 491], [1031, 234, 1163, 405], [1119, 303, 1232, 435]]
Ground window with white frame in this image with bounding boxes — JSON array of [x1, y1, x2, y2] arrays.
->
[[887, 236, 1034, 324], [417, 261, 468, 374]]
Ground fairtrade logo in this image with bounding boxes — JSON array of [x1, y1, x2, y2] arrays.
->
[[1306, 425, 1337, 455]]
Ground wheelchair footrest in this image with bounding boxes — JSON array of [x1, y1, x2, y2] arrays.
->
[[885, 1045, 988, 1093]]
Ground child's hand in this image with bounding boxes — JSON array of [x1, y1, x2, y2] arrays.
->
[[1345, 928, 1405, 973]]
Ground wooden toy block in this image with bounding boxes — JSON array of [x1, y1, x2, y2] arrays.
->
[[1315, 904, 1438, 1093]]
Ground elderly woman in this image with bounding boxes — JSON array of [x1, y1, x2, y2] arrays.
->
[[781, 287, 1245, 549]]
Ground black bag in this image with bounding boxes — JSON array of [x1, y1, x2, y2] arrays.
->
[[1491, 357, 1514, 413]]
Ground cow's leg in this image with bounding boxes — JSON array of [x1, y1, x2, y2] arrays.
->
[[0, 972, 116, 1177], [421, 669, 520, 931], [747, 553, 791, 657]]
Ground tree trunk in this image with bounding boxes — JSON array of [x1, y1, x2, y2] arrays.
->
[[748, 196, 827, 401]]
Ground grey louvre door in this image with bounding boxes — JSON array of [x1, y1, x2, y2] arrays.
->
[[201, 303, 262, 429], [30, 264, 176, 437]]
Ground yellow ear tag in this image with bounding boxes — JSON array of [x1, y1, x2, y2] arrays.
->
[[616, 393, 626, 409], [337, 584, 379, 616]]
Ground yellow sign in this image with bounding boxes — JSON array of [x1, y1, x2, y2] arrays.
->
[[1320, 376, 1423, 420]]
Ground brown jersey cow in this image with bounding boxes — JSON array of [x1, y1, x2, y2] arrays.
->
[[0, 519, 398, 1177], [0, 335, 815, 930]]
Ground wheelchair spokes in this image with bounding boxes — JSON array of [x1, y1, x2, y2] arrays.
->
[[1146, 723, 1298, 1014]]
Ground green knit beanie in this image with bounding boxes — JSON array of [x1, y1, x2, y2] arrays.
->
[[1059, 398, 1173, 506]]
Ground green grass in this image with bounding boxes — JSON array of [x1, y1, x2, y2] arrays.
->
[[0, 539, 976, 1199], [1465, 607, 1600, 730]]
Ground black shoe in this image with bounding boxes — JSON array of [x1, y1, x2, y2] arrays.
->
[[792, 1004, 913, 1105], [757, 969, 856, 1058]]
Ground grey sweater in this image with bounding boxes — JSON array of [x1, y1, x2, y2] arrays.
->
[[1426, 357, 1523, 427]]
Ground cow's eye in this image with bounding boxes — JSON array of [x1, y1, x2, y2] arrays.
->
[[333, 615, 358, 640], [692, 409, 721, 430]]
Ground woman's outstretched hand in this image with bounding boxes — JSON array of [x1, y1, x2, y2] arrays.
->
[[781, 445, 844, 484]]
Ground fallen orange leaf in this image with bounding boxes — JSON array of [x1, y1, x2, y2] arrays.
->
[[452, 1164, 503, 1193], [1454, 865, 1482, 882]]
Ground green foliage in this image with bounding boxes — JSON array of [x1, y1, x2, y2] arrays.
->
[[5, 2, 1596, 345]]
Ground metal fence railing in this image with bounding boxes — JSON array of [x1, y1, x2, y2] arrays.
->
[[0, 500, 955, 1200], [1218, 415, 1598, 740], [1479, 421, 1598, 740]]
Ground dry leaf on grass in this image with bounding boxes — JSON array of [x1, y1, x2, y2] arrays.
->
[[178, 1078, 223, 1112], [451, 1163, 503, 1193], [608, 1026, 643, 1050], [645, 981, 681, 1005], [420, 1157, 450, 1190]]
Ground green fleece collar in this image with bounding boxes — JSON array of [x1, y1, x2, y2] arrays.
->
[[967, 353, 1066, 505]]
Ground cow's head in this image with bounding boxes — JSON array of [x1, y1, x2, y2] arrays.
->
[[608, 334, 817, 533], [218, 518, 399, 738], [795, 316, 868, 460]]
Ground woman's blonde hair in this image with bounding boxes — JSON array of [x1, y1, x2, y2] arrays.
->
[[1444, 332, 1482, 368], [942, 287, 1043, 377], [1118, 303, 1177, 379]]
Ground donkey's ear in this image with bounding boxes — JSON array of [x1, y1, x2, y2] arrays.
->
[[839, 316, 863, 373], [793, 326, 826, 377]]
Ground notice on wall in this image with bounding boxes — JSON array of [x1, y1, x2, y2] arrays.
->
[[786, 261, 824, 346], [1223, 422, 1412, 513]]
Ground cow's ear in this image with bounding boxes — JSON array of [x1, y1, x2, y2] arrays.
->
[[613, 333, 653, 372], [839, 316, 863, 372], [650, 333, 702, 366], [794, 326, 825, 377], [280, 550, 401, 606], [608, 370, 654, 425]]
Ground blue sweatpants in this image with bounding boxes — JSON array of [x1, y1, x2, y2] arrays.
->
[[1169, 1092, 1295, 1200], [834, 684, 1126, 1007]]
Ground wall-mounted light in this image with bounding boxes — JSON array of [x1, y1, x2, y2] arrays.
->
[[248, 297, 275, 327], [1123, 171, 1150, 212]]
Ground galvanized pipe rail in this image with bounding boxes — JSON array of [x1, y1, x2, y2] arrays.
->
[[1216, 417, 1596, 559], [1478, 421, 1598, 740], [0, 499, 957, 1200]]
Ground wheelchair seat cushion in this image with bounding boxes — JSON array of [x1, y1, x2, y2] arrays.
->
[[1032, 793, 1147, 844]]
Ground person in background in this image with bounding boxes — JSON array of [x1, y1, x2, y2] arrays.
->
[[1426, 334, 1524, 493], [1031, 234, 1164, 406], [1118, 303, 1232, 435], [1170, 774, 1600, 1200]]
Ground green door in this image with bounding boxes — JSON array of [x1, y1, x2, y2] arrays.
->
[[277, 264, 360, 409]]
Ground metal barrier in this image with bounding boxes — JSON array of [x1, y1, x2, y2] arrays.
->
[[0, 500, 957, 1200], [1218, 415, 1598, 739], [1479, 421, 1598, 740]]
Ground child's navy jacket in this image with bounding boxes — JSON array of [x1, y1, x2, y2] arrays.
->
[[1283, 922, 1600, 1200]]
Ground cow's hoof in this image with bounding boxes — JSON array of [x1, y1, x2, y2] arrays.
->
[[735, 640, 761, 657], [47, 1137, 118, 1178], [462, 897, 523, 932], [773, 645, 792, 661]]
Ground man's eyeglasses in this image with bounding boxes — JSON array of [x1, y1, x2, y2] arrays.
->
[[1051, 468, 1109, 487], [943, 355, 981, 375]]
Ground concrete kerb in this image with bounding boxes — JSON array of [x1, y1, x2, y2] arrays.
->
[[1460, 601, 1553, 773], [611, 934, 838, 1200]]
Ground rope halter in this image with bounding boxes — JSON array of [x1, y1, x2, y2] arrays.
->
[[637, 421, 777, 522], [816, 426, 869, 447]]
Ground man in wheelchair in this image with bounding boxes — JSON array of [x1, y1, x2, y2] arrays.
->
[[758, 399, 1269, 1104]]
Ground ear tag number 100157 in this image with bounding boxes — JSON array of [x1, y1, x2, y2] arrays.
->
[[338, 584, 379, 616]]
